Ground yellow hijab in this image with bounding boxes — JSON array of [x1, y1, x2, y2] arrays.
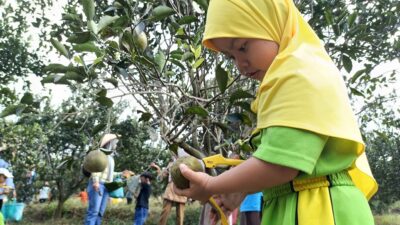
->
[[202, 0, 377, 200]]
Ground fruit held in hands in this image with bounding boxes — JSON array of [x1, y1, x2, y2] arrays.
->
[[83, 150, 108, 173], [171, 156, 204, 189]]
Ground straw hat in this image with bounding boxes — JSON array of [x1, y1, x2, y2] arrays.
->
[[100, 134, 119, 148], [0, 168, 13, 178]]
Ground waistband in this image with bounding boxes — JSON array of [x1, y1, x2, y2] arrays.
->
[[263, 171, 354, 201]]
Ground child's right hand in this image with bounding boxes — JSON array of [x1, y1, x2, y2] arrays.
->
[[173, 164, 213, 203]]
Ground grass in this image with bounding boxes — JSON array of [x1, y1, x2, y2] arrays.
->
[[4, 198, 400, 225]]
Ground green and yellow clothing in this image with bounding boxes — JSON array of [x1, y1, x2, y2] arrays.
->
[[203, 0, 377, 224], [252, 127, 374, 225], [203, 0, 377, 200]]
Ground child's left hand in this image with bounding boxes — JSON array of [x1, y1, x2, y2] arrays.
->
[[173, 164, 213, 203]]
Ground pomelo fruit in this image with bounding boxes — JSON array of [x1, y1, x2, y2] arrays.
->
[[83, 150, 108, 173], [171, 156, 204, 189]]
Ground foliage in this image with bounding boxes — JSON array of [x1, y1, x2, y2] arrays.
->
[[0, 0, 53, 105], [112, 118, 171, 196], [365, 127, 400, 212]]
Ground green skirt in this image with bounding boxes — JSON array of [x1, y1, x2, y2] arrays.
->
[[261, 171, 374, 225]]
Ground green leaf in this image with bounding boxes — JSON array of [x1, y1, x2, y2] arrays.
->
[[97, 89, 107, 97], [215, 64, 228, 93], [43, 64, 70, 73], [194, 46, 202, 59], [192, 58, 204, 69], [0, 105, 18, 117], [177, 16, 198, 25], [73, 42, 101, 54], [62, 13, 81, 22], [64, 71, 85, 82], [350, 69, 365, 84], [82, 0, 95, 21], [324, 10, 334, 25], [238, 140, 253, 153], [342, 55, 352, 73], [67, 32, 94, 44], [97, 15, 119, 33], [50, 38, 70, 58], [41, 75, 70, 85], [87, 20, 98, 34], [226, 113, 252, 126], [229, 89, 254, 103], [233, 101, 252, 112], [138, 112, 152, 122], [20, 92, 34, 105], [181, 52, 194, 62], [350, 87, 364, 97], [92, 123, 106, 135], [96, 96, 113, 107], [348, 13, 357, 27], [151, 6, 175, 21], [155, 51, 166, 72], [194, 0, 208, 10], [104, 78, 118, 88], [185, 105, 209, 118]]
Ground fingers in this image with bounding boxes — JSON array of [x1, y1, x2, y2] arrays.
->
[[179, 164, 194, 180]]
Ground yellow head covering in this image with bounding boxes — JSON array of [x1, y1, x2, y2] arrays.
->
[[203, 0, 377, 199]]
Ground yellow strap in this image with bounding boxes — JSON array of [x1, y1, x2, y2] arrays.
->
[[292, 176, 330, 192], [208, 197, 229, 225]]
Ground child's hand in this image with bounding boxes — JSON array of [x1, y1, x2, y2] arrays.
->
[[173, 164, 213, 203]]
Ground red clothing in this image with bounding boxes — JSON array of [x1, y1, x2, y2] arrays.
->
[[79, 191, 88, 203]]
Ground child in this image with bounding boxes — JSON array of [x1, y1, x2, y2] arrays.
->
[[79, 187, 89, 205], [38, 181, 51, 203], [0, 170, 11, 210], [133, 172, 152, 225], [174, 0, 378, 225], [0, 168, 13, 210], [239, 192, 262, 225]]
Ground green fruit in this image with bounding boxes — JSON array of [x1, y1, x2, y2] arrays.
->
[[83, 150, 108, 173], [171, 156, 204, 189], [133, 31, 148, 52]]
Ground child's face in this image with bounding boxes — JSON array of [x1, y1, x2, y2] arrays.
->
[[211, 38, 279, 81]]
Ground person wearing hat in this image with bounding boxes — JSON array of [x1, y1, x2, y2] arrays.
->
[[133, 172, 153, 225], [0, 168, 13, 210], [84, 134, 124, 225]]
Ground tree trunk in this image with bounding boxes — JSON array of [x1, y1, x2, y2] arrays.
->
[[54, 198, 65, 218], [54, 181, 65, 218]]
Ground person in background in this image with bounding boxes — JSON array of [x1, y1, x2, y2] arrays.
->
[[38, 181, 51, 203], [239, 192, 262, 225], [79, 187, 89, 205], [150, 149, 188, 225], [133, 172, 152, 225], [84, 133, 124, 225], [0, 168, 13, 210], [123, 170, 136, 205]]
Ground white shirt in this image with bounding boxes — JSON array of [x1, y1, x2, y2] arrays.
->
[[39, 186, 50, 199]]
